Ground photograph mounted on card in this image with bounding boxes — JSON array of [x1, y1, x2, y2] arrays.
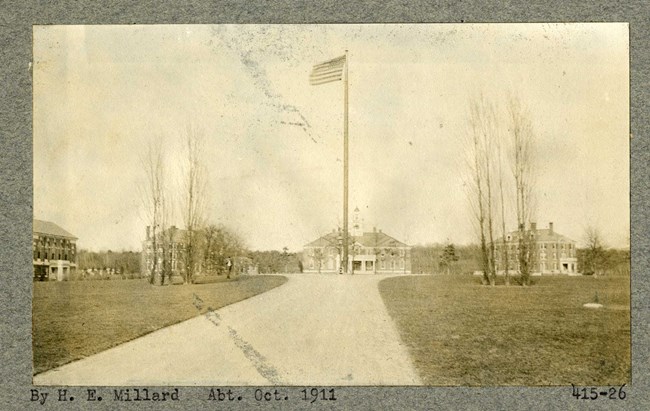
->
[[32, 23, 629, 386]]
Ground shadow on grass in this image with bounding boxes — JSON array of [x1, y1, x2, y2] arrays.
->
[[33, 275, 288, 375]]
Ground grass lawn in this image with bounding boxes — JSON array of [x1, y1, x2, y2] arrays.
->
[[33, 275, 287, 375], [379, 275, 630, 386]]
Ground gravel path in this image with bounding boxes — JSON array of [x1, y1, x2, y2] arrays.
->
[[34, 274, 421, 386]]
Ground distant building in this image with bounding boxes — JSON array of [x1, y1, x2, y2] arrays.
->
[[494, 222, 578, 275], [141, 225, 188, 281], [303, 208, 412, 274], [33, 219, 77, 281]]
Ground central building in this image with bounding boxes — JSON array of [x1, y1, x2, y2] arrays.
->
[[302, 208, 411, 274]]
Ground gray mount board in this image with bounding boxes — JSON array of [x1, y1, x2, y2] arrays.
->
[[1, 1, 648, 410]]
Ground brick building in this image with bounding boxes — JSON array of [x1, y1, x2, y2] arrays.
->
[[141, 225, 188, 282], [303, 208, 412, 274], [33, 219, 77, 281], [494, 222, 578, 275]]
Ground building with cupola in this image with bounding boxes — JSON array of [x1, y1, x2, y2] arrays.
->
[[302, 207, 411, 274]]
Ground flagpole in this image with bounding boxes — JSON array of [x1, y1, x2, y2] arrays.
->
[[342, 50, 349, 274]]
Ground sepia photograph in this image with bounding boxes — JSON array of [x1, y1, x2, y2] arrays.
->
[[31, 23, 630, 387]]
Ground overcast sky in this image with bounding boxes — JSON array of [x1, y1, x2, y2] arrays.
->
[[33, 24, 629, 252]]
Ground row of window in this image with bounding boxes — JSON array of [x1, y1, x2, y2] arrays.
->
[[307, 247, 407, 257], [33, 251, 71, 261], [497, 242, 574, 250], [33, 243, 75, 250], [308, 258, 405, 270], [33, 236, 74, 246], [146, 244, 186, 252], [497, 262, 561, 271], [497, 250, 575, 259]]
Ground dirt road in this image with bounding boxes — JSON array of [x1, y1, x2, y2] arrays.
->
[[34, 274, 421, 386]]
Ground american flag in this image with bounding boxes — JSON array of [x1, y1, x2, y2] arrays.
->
[[309, 55, 346, 86]]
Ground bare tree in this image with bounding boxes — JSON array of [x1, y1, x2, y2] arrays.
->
[[203, 224, 219, 274], [583, 225, 607, 276], [140, 139, 166, 285], [507, 95, 537, 286], [313, 248, 324, 274], [495, 122, 511, 285], [482, 99, 499, 285], [160, 163, 176, 285], [202, 224, 246, 276], [220, 226, 246, 268], [372, 230, 380, 274], [180, 124, 208, 284], [465, 94, 499, 286]]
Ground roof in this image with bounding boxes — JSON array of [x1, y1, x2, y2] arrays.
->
[[495, 228, 575, 244], [33, 219, 77, 239], [305, 230, 409, 248]]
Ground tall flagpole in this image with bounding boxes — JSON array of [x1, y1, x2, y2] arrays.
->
[[342, 50, 349, 274]]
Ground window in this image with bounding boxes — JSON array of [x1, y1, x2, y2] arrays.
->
[[400, 259, 404, 269], [380, 260, 385, 269]]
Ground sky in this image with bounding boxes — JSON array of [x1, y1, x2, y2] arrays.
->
[[33, 24, 630, 252]]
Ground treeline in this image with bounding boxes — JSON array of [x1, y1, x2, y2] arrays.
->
[[77, 250, 141, 274], [577, 248, 630, 276], [411, 243, 630, 277], [248, 249, 303, 274], [411, 244, 481, 275]]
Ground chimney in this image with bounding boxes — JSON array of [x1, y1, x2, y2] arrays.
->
[[146, 226, 150, 240], [531, 222, 537, 231], [549, 222, 554, 234], [373, 226, 377, 233]]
